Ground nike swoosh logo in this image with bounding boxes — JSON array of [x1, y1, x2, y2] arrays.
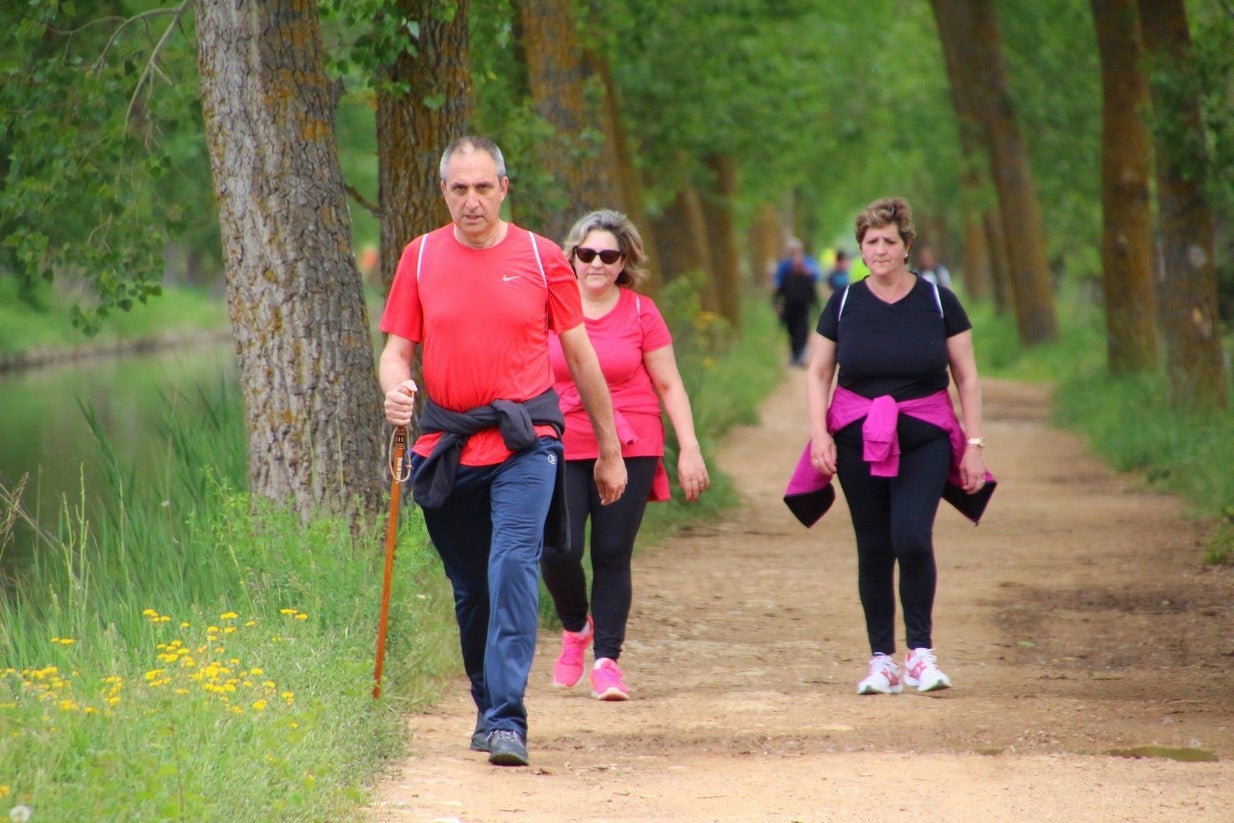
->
[[502, 274, 519, 282]]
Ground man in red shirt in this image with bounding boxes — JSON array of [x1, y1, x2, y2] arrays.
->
[[378, 136, 626, 767]]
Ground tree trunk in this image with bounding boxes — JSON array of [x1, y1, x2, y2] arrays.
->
[[1137, 0, 1228, 411], [518, 0, 616, 243], [195, 0, 384, 521], [584, 48, 662, 293], [653, 185, 717, 312], [748, 202, 782, 295], [983, 210, 1011, 312], [701, 153, 742, 329], [930, 0, 1000, 305], [1091, 0, 1158, 375], [961, 208, 991, 301], [931, 0, 1059, 345], [376, 0, 472, 295]]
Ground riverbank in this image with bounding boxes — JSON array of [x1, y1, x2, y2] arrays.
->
[[0, 328, 233, 373], [0, 281, 232, 372]]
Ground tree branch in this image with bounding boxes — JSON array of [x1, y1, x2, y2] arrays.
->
[[125, 1, 193, 132], [345, 184, 383, 220], [91, 6, 185, 77]]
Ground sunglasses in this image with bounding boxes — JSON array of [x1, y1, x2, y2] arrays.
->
[[574, 247, 624, 265]]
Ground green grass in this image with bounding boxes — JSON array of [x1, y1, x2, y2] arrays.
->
[[0, 381, 457, 821], [969, 284, 1234, 564]]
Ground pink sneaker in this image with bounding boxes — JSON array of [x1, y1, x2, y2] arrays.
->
[[552, 616, 593, 688], [904, 648, 952, 692], [590, 657, 630, 701], [856, 653, 903, 695]]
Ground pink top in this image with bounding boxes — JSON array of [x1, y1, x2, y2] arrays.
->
[[549, 287, 673, 500], [380, 224, 582, 465]]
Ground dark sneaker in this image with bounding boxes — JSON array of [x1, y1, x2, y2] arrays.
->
[[486, 729, 529, 767], [470, 710, 488, 752]]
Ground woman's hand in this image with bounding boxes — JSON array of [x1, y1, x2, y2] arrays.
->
[[383, 380, 418, 426], [676, 444, 710, 502], [810, 432, 837, 475], [960, 443, 987, 493]]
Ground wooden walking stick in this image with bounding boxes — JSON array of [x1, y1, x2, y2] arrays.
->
[[373, 423, 410, 698]]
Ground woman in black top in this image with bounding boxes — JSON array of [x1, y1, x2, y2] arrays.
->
[[805, 197, 987, 695]]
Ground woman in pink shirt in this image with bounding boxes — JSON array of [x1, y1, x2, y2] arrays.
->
[[544, 209, 710, 701]]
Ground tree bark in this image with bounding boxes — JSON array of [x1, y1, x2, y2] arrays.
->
[[701, 153, 742, 329], [748, 202, 783, 296], [1137, 0, 1228, 411], [652, 185, 717, 313], [518, 0, 616, 243], [931, 0, 1059, 344], [376, 0, 473, 295], [196, 0, 384, 521], [1091, 0, 1158, 375], [929, 0, 1000, 305], [584, 48, 662, 293]]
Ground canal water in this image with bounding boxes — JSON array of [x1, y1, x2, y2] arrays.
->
[[0, 342, 238, 566]]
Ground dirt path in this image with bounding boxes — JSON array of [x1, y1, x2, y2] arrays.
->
[[368, 371, 1234, 823]]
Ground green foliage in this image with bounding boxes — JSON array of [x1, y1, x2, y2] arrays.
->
[[1202, 512, 1234, 566], [1190, 2, 1234, 321], [998, 0, 1102, 283], [0, 2, 214, 335]]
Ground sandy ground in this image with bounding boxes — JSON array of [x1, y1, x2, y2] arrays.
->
[[367, 370, 1234, 823]]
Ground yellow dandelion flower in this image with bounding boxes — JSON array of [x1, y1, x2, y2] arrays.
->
[[294, 612, 307, 621], [289, 721, 299, 729], [262, 680, 276, 690], [279, 608, 297, 616], [175, 688, 189, 696], [1, 786, 11, 799], [107, 696, 121, 705], [180, 621, 191, 629], [223, 626, 236, 634], [250, 667, 264, 676], [207, 625, 219, 633], [158, 615, 170, 623], [252, 699, 267, 711], [144, 669, 166, 682], [142, 608, 158, 617], [220, 611, 238, 620], [245, 620, 256, 628]]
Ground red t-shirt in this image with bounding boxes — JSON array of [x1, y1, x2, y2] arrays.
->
[[548, 287, 672, 460], [380, 224, 584, 465]]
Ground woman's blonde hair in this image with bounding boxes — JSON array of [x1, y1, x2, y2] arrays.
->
[[562, 209, 649, 289]]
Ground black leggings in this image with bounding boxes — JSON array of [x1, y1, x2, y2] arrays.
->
[[540, 456, 658, 661], [835, 428, 951, 656]]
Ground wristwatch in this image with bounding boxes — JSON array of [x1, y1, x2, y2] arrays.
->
[[965, 437, 985, 448]]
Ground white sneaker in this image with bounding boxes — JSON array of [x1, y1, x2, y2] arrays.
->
[[904, 648, 952, 692], [856, 653, 903, 695]]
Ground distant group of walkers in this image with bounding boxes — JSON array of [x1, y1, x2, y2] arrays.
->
[[378, 135, 990, 767]]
